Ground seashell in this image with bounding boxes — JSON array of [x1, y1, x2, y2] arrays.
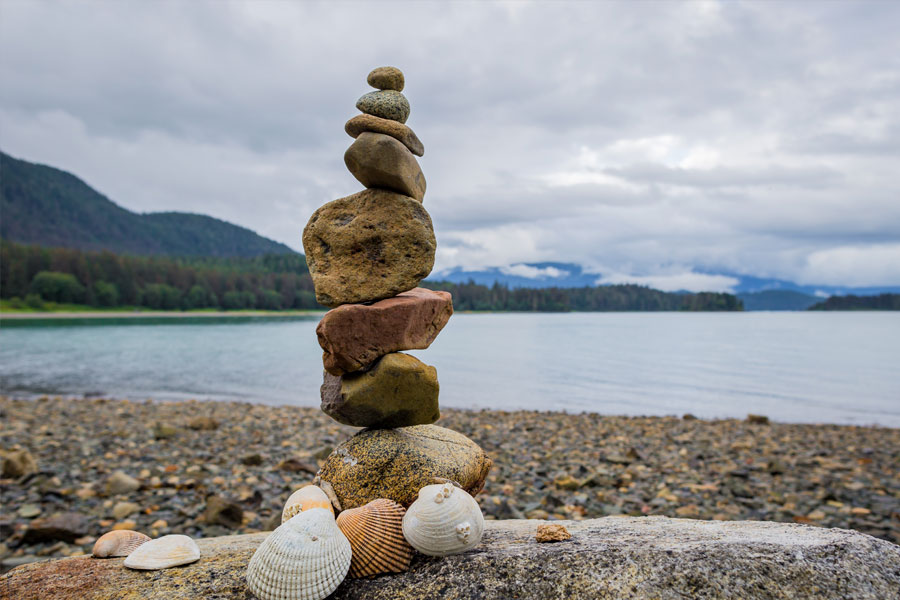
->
[[336, 499, 412, 578], [247, 507, 351, 600], [123, 534, 200, 570], [282, 485, 334, 523], [92, 530, 151, 558], [402, 482, 484, 556]]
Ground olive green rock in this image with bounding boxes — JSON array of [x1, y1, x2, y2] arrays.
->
[[7, 519, 899, 599], [315, 425, 492, 510], [367, 66, 404, 91], [302, 189, 436, 307], [345, 113, 424, 156], [356, 90, 410, 124], [344, 132, 426, 201], [321, 353, 439, 428]]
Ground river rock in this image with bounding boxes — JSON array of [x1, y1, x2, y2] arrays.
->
[[345, 114, 424, 156], [1, 448, 37, 478], [344, 132, 426, 201], [5, 518, 899, 599], [22, 512, 90, 544], [202, 496, 243, 529], [367, 66, 404, 91], [317, 288, 453, 375], [356, 90, 410, 123], [315, 424, 491, 509], [302, 188, 436, 307], [321, 353, 440, 428], [104, 471, 140, 496]]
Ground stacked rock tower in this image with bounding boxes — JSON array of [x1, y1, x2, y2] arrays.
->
[[303, 67, 493, 513]]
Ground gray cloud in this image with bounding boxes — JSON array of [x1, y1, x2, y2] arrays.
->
[[1, 0, 899, 289]]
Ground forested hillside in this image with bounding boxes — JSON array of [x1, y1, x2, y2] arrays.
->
[[0, 151, 294, 257], [1, 240, 743, 312], [809, 294, 900, 311]]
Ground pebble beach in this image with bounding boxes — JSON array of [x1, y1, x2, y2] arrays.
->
[[2, 395, 898, 573]]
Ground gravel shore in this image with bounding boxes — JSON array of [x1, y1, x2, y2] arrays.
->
[[2, 395, 898, 572]]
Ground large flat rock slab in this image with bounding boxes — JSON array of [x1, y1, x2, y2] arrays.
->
[[2, 517, 898, 599]]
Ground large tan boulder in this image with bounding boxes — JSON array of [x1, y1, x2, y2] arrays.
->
[[4, 518, 898, 599], [344, 132, 426, 201], [316, 288, 452, 375], [315, 425, 491, 510], [302, 189, 436, 307], [321, 353, 440, 428]]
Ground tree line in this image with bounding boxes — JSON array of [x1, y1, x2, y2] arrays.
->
[[1, 240, 743, 312], [808, 293, 900, 311]]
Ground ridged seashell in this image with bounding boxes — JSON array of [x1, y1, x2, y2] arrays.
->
[[402, 483, 484, 556], [336, 499, 412, 578], [123, 534, 200, 570], [92, 530, 151, 558], [247, 507, 351, 600], [282, 485, 334, 523]]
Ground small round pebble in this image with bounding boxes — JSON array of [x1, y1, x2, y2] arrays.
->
[[356, 90, 410, 124], [367, 66, 404, 91]]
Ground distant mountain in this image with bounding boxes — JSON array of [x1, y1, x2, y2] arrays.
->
[[737, 290, 819, 311], [0, 151, 295, 257], [429, 262, 600, 289]]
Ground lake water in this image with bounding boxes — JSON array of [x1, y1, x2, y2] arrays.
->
[[1, 312, 898, 426]]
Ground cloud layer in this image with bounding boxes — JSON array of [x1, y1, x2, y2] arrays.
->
[[2, 1, 898, 290]]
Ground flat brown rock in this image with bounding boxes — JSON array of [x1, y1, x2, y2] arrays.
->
[[302, 189, 436, 307], [315, 425, 492, 510], [344, 132, 426, 201], [345, 114, 424, 156], [5, 519, 899, 599], [317, 288, 452, 375]]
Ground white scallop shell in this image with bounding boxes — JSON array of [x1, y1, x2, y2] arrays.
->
[[247, 507, 351, 600], [282, 485, 334, 523], [401, 482, 484, 556], [123, 534, 200, 570], [92, 530, 151, 558]]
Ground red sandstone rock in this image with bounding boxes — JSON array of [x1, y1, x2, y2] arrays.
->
[[317, 288, 453, 375]]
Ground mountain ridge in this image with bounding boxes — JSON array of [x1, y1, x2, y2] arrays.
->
[[0, 151, 295, 258]]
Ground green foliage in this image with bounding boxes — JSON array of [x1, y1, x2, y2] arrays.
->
[[0, 151, 295, 258], [8, 296, 24, 309], [738, 290, 819, 311], [808, 294, 900, 311], [93, 281, 119, 307], [30, 270, 86, 303], [24, 293, 44, 309]]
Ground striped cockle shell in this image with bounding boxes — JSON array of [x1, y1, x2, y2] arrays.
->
[[123, 534, 200, 570], [402, 482, 484, 557], [247, 507, 351, 600], [336, 499, 412, 578], [282, 485, 334, 523], [92, 530, 151, 558]]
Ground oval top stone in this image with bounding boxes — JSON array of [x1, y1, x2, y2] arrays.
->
[[356, 90, 410, 124], [367, 66, 404, 91]]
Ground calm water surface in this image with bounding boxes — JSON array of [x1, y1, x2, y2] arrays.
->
[[1, 312, 898, 426]]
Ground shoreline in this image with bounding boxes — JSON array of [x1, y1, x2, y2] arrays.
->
[[1, 395, 897, 573], [0, 310, 325, 320]]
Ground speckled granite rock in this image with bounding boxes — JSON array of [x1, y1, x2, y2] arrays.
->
[[344, 132, 426, 201], [321, 353, 440, 428], [345, 114, 424, 156], [4, 518, 898, 599], [314, 425, 491, 510], [317, 288, 453, 375], [302, 188, 436, 307], [367, 66, 404, 91], [356, 90, 410, 123]]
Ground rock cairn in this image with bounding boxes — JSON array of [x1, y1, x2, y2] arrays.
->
[[303, 67, 492, 511]]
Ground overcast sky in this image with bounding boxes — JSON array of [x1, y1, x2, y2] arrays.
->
[[2, 1, 899, 291]]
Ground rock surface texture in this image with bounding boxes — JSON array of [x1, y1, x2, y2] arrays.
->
[[302, 188, 436, 307], [4, 518, 898, 599], [316, 288, 452, 375], [315, 425, 492, 510], [345, 114, 424, 156], [356, 90, 410, 123], [321, 353, 440, 428], [367, 66, 404, 91], [344, 132, 426, 201]]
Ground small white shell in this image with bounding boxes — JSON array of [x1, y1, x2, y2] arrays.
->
[[92, 530, 151, 558], [401, 483, 484, 556], [282, 485, 334, 523], [123, 534, 200, 570], [247, 507, 351, 600]]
